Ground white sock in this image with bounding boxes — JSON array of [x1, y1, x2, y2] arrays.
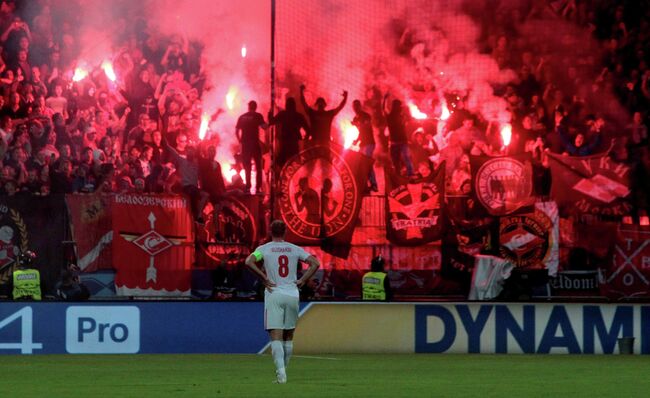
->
[[283, 341, 294, 367], [270, 341, 285, 374]]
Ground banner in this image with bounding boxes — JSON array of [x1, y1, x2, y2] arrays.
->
[[548, 152, 632, 216], [470, 154, 534, 216], [196, 195, 262, 269], [385, 166, 445, 245], [276, 144, 372, 257], [112, 194, 194, 296], [601, 226, 650, 299], [0, 195, 68, 297], [499, 201, 559, 276], [66, 194, 113, 272]]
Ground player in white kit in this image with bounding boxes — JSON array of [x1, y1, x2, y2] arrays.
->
[[245, 220, 320, 384]]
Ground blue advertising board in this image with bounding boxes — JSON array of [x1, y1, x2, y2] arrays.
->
[[0, 302, 269, 355]]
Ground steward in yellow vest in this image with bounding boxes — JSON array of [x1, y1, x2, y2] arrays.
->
[[12, 251, 41, 301], [362, 256, 391, 301]]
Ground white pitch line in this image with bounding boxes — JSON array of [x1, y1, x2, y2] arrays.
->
[[293, 355, 341, 361]]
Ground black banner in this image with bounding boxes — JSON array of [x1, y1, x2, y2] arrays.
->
[[276, 144, 372, 258], [547, 152, 632, 216], [0, 195, 68, 297], [470, 154, 534, 216], [385, 165, 445, 245], [196, 194, 262, 269]]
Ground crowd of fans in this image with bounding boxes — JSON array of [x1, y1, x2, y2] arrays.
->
[[0, 0, 647, 220], [0, 0, 232, 203], [380, 0, 650, 220]]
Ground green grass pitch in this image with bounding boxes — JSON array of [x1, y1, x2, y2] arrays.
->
[[1, 354, 649, 397]]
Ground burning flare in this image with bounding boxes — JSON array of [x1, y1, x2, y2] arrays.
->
[[225, 86, 238, 110], [500, 123, 512, 147], [101, 60, 117, 82], [408, 102, 427, 120], [241, 45, 247, 58], [340, 119, 359, 149], [198, 113, 210, 140], [72, 66, 89, 82], [440, 101, 450, 121]]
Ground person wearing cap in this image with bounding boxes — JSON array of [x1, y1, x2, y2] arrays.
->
[[362, 255, 391, 301], [11, 250, 41, 300]]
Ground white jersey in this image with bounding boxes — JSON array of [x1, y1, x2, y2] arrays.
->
[[252, 241, 311, 297]]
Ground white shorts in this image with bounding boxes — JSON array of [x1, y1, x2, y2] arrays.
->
[[264, 291, 299, 330]]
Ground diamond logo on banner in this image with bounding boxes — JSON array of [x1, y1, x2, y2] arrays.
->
[[132, 230, 173, 256]]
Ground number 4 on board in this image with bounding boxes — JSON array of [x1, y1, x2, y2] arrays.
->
[[0, 307, 43, 354]]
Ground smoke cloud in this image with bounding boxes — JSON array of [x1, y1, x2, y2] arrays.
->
[[36, 0, 628, 158]]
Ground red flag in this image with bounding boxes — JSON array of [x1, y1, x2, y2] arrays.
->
[[66, 194, 113, 272], [547, 152, 632, 216], [112, 194, 194, 296]]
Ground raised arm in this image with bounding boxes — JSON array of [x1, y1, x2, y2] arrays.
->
[[382, 93, 390, 117], [299, 84, 312, 112], [332, 90, 348, 114], [297, 255, 320, 288]]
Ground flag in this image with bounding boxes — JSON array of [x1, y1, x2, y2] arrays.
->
[[0, 195, 68, 297], [276, 144, 372, 258], [385, 165, 445, 245], [498, 201, 559, 276], [470, 154, 534, 216], [112, 194, 194, 296], [600, 225, 650, 299], [195, 195, 262, 269], [547, 152, 632, 216], [66, 193, 113, 272]]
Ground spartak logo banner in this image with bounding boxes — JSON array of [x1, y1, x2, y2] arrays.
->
[[470, 154, 534, 216], [601, 226, 650, 299], [112, 194, 194, 296], [499, 201, 559, 277], [276, 144, 372, 257], [385, 165, 445, 245], [547, 152, 632, 216]]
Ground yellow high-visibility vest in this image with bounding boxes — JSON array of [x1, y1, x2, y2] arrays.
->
[[362, 271, 387, 300], [12, 269, 42, 300]]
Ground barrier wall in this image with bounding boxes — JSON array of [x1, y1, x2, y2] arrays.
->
[[1, 302, 648, 355], [0, 302, 269, 355]]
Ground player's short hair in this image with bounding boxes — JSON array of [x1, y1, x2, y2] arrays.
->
[[270, 220, 286, 238]]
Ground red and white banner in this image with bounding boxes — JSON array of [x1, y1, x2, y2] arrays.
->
[[66, 194, 113, 272], [601, 226, 650, 299], [498, 202, 559, 276], [112, 194, 194, 296], [548, 152, 632, 216]]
